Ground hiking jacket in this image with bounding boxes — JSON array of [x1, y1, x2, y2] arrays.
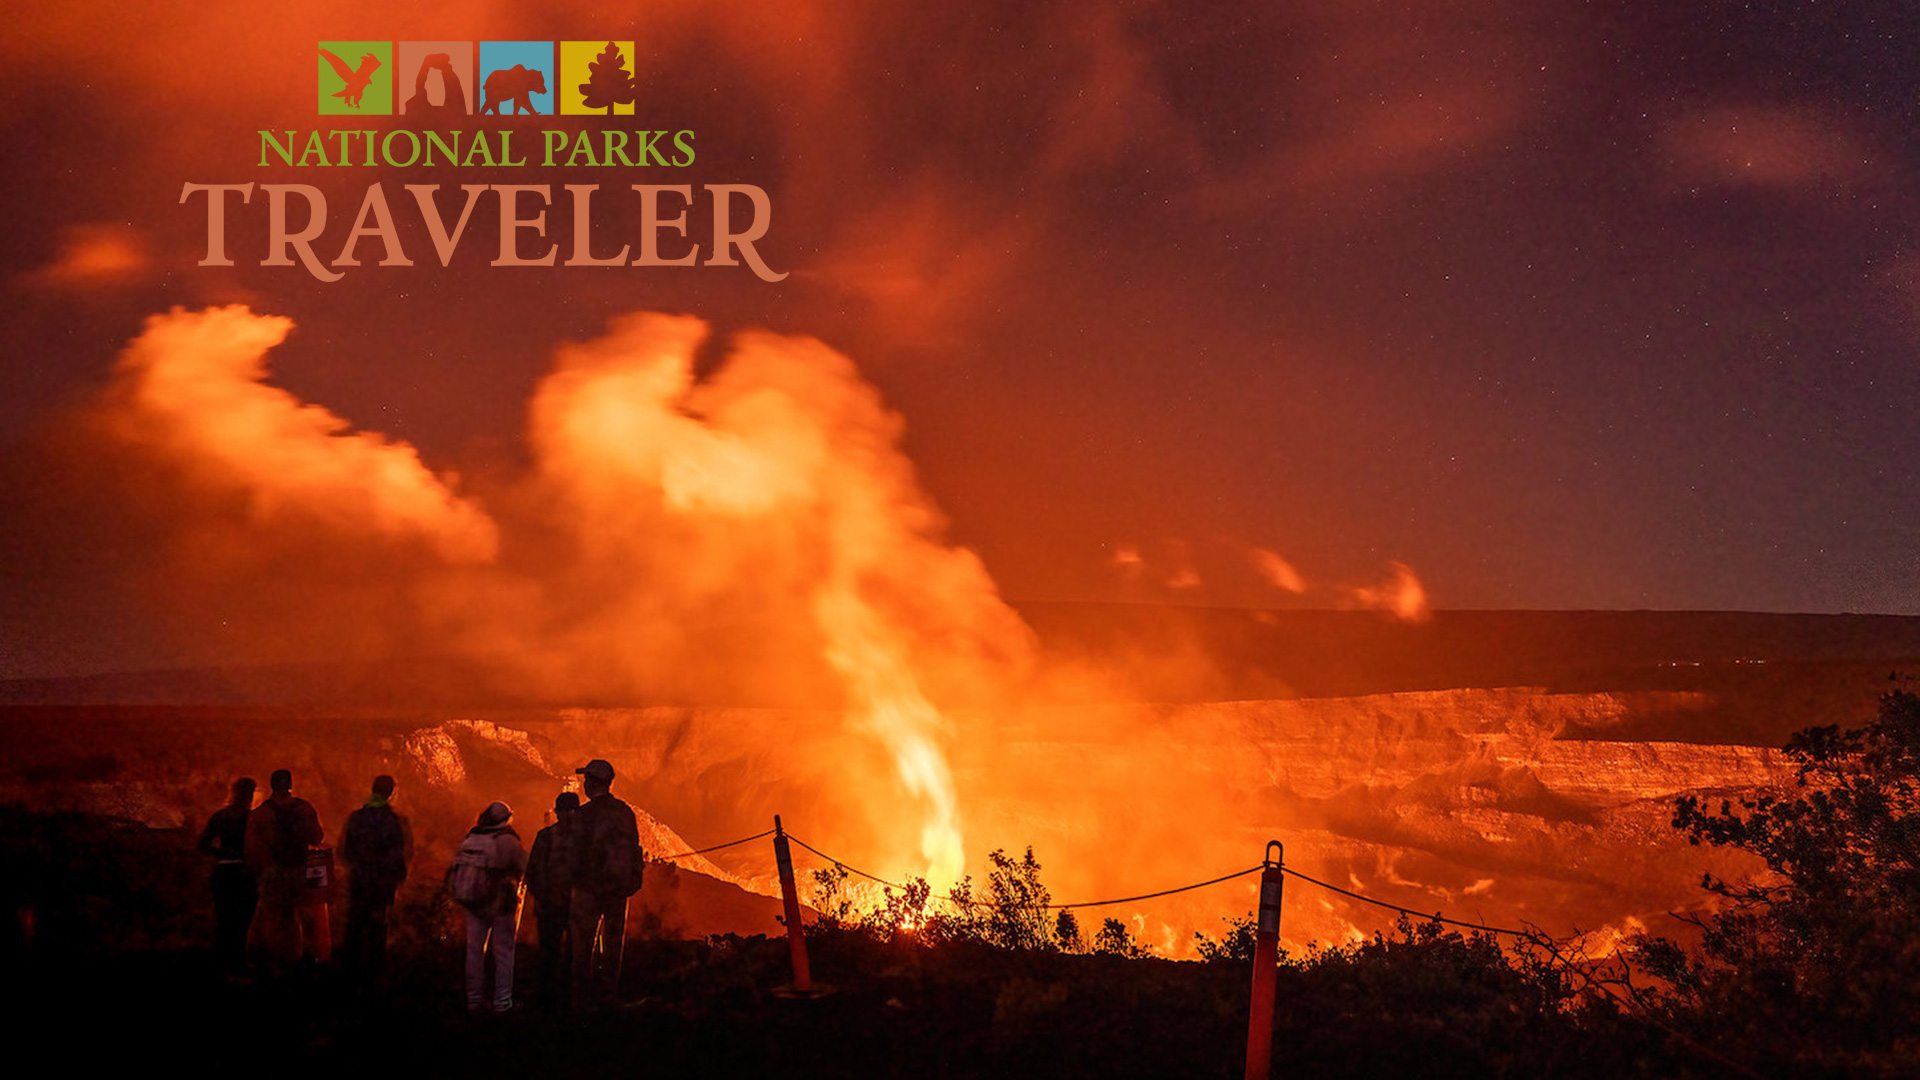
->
[[199, 803, 252, 864], [243, 794, 323, 874], [570, 793, 641, 897], [525, 818, 575, 908], [342, 802, 413, 897]]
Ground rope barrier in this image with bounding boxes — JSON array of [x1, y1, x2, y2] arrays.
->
[[681, 824, 1546, 939], [785, 834, 923, 895], [663, 821, 1611, 954], [653, 819, 1768, 1080], [1276, 864, 1769, 1079], [1050, 865, 1265, 909], [788, 832, 1263, 911], [651, 827, 778, 862], [1277, 865, 1535, 938]]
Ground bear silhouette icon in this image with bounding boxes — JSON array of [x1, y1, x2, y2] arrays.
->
[[481, 64, 546, 115]]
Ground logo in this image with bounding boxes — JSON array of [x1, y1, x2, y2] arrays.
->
[[320, 42, 646, 118], [317, 41, 393, 115], [397, 41, 475, 121], [477, 41, 553, 116], [560, 41, 636, 116], [184, 35, 787, 283]]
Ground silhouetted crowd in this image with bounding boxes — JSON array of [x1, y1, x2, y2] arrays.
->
[[197, 758, 643, 1013]]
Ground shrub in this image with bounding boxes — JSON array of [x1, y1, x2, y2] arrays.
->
[[1193, 911, 1259, 963], [807, 862, 855, 934], [1632, 691, 1920, 1078], [1053, 908, 1085, 952], [1091, 916, 1149, 958], [983, 846, 1055, 951]]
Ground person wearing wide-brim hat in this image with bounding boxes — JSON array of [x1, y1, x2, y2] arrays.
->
[[569, 759, 642, 1010]]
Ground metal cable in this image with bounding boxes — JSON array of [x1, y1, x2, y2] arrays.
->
[[1049, 865, 1265, 909], [788, 832, 1261, 910], [651, 827, 778, 862], [1277, 865, 1769, 1079], [772, 827, 1766, 1079], [1278, 865, 1541, 937]]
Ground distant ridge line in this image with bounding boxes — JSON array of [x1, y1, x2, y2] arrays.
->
[[6, 607, 1920, 710]]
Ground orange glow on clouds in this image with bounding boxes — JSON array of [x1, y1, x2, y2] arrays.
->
[[103, 306, 498, 563], [1250, 547, 1307, 593], [92, 305, 1033, 885], [1346, 560, 1431, 623], [34, 225, 151, 286]]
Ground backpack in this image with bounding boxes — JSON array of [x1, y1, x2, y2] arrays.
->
[[447, 833, 498, 910], [575, 797, 645, 897], [606, 838, 645, 898]]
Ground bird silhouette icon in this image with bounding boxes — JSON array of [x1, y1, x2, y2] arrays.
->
[[319, 48, 383, 109]]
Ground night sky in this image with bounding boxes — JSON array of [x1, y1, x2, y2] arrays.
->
[[4, 2, 1918, 680]]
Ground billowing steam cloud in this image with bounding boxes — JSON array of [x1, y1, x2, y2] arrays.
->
[[1113, 537, 1426, 617], [85, 306, 1036, 884], [522, 312, 1034, 882], [32, 224, 151, 288], [1249, 546, 1306, 593], [102, 306, 498, 563], [29, 307, 1772, 954], [1346, 559, 1431, 622]]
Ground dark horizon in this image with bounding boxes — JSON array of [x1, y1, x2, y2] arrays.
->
[[9, 606, 1918, 729]]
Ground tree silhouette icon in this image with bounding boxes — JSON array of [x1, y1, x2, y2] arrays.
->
[[578, 42, 635, 113]]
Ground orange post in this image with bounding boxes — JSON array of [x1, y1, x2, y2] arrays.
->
[[1245, 840, 1284, 1080], [772, 815, 813, 992]]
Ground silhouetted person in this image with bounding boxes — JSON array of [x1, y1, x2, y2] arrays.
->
[[340, 774, 412, 985], [524, 791, 579, 1009], [244, 769, 324, 978], [569, 759, 643, 1009], [198, 777, 257, 977], [451, 801, 525, 1012]]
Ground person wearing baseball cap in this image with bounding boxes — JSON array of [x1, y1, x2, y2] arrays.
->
[[569, 758, 642, 1009]]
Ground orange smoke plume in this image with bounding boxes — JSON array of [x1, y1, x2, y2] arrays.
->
[[525, 313, 1034, 882], [85, 306, 1033, 885], [1346, 560, 1431, 622], [100, 306, 498, 563], [1249, 547, 1307, 593], [33, 224, 151, 288]]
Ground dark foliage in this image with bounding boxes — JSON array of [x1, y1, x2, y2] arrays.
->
[[0, 812, 1690, 1076], [0, 806, 203, 954], [1193, 911, 1260, 962], [1636, 691, 1920, 1078], [1054, 908, 1084, 952], [985, 846, 1054, 951], [1271, 915, 1645, 1079]]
